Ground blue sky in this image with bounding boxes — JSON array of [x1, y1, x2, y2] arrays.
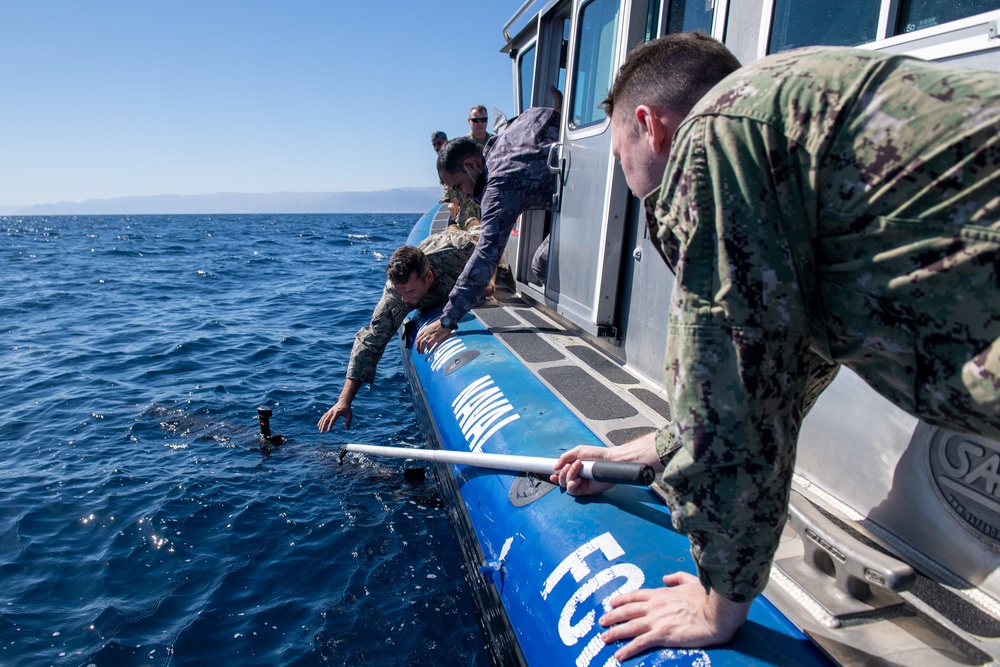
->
[[0, 1, 523, 207]]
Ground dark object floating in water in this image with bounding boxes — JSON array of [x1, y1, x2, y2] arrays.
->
[[257, 406, 284, 453], [404, 467, 426, 482]]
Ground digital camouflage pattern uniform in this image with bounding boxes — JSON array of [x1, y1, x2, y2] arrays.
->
[[346, 229, 480, 383], [649, 47, 1000, 603], [442, 185, 482, 231], [441, 106, 560, 324]]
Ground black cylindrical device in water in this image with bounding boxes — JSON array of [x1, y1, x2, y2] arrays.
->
[[257, 406, 272, 439]]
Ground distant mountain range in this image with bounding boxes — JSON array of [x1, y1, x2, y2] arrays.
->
[[0, 187, 443, 216]]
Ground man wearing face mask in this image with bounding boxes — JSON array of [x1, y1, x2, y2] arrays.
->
[[317, 228, 493, 432], [421, 105, 560, 352]]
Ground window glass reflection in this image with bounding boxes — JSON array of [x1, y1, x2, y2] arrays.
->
[[667, 0, 715, 35], [570, 0, 619, 128], [768, 0, 879, 52], [519, 45, 536, 112], [896, 0, 999, 35]]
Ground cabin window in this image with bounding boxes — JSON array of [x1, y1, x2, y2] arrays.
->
[[569, 0, 619, 128], [518, 44, 536, 112], [767, 0, 879, 53], [645, 0, 661, 41], [894, 0, 999, 34], [666, 0, 716, 34]]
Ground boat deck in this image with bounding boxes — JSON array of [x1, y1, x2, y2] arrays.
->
[[474, 289, 669, 447]]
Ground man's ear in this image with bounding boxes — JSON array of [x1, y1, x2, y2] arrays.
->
[[462, 156, 482, 173], [635, 104, 676, 156]]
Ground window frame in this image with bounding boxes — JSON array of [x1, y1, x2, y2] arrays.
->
[[757, 1, 1000, 60], [516, 41, 538, 112]]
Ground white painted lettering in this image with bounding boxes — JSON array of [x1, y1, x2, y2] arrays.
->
[[452, 375, 492, 409], [450, 375, 520, 452], [429, 337, 467, 372], [542, 533, 625, 600], [558, 563, 644, 645]]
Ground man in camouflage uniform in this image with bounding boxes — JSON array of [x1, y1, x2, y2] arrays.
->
[[553, 32, 1000, 659], [317, 229, 487, 432], [445, 187, 482, 232], [417, 106, 561, 352], [433, 130, 482, 230], [466, 104, 494, 147]]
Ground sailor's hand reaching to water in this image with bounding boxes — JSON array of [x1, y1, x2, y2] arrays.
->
[[318, 379, 360, 432], [318, 401, 352, 432]]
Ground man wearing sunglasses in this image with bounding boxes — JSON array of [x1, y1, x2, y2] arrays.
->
[[465, 105, 493, 147]]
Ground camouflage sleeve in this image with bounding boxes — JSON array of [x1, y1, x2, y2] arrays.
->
[[456, 197, 482, 229], [654, 115, 819, 603], [345, 281, 408, 384], [803, 353, 840, 417]]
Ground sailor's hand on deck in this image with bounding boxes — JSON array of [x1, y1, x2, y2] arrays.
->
[[550, 445, 616, 496], [317, 401, 352, 432], [598, 572, 751, 660], [415, 320, 453, 354]]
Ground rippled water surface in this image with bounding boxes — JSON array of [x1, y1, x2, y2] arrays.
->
[[0, 214, 487, 666]]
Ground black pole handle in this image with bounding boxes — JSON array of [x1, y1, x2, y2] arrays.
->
[[589, 461, 655, 486]]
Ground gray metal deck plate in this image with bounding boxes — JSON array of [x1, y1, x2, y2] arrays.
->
[[516, 308, 558, 331], [474, 307, 521, 328], [470, 286, 669, 449]]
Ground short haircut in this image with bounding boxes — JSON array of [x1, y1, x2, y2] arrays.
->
[[468, 105, 487, 117], [431, 130, 447, 141], [436, 137, 481, 175], [603, 32, 741, 129], [387, 245, 430, 284]]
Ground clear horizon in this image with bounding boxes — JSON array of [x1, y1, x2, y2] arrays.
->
[[0, 1, 522, 208]]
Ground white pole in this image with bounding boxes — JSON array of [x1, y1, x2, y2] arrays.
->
[[340, 443, 653, 486]]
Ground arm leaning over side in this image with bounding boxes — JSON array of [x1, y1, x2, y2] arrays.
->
[[317, 283, 409, 432]]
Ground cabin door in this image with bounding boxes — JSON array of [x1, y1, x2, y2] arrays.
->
[[615, 0, 728, 381], [542, 0, 627, 337], [504, 2, 571, 295], [543, 0, 655, 338]]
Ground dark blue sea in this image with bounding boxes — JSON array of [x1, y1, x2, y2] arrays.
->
[[0, 214, 488, 666]]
